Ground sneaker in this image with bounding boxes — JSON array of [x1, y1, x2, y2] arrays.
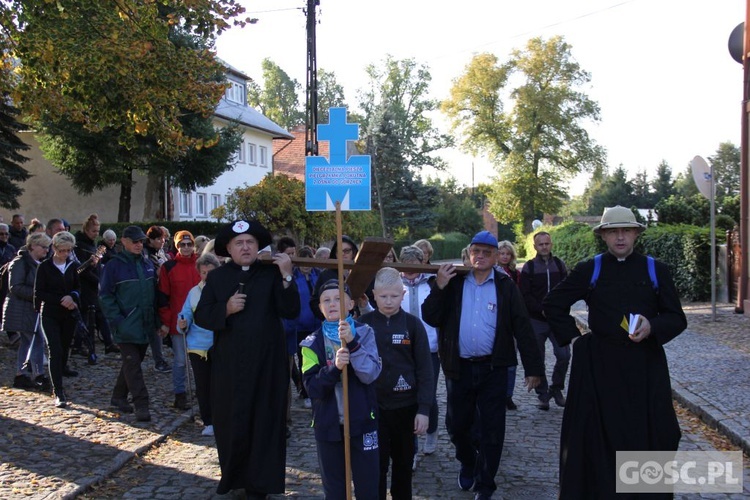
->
[[154, 362, 171, 373], [201, 425, 214, 436], [304, 398, 312, 409], [35, 376, 52, 393], [13, 374, 36, 390], [135, 408, 151, 422], [538, 392, 551, 411], [423, 431, 438, 455], [457, 465, 475, 491], [104, 344, 120, 354], [54, 391, 67, 408], [110, 397, 134, 414], [412, 453, 418, 472], [551, 388, 566, 407], [506, 397, 518, 410], [173, 393, 190, 410]]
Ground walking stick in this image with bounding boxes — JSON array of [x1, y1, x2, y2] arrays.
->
[[180, 314, 195, 422], [336, 202, 353, 500]]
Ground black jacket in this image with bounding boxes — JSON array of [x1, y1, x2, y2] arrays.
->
[[421, 269, 543, 380], [519, 254, 567, 321], [74, 230, 102, 308], [34, 257, 80, 320]]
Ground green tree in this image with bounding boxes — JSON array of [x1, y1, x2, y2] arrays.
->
[[442, 37, 606, 232], [317, 69, 347, 124], [427, 177, 483, 235], [708, 141, 740, 199], [248, 58, 303, 130], [652, 160, 676, 203], [674, 163, 699, 198], [631, 169, 651, 207], [359, 55, 452, 171], [2, 0, 249, 156], [0, 49, 32, 209], [366, 103, 438, 238], [588, 166, 634, 214]]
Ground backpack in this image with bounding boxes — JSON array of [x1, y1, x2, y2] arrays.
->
[[589, 253, 658, 294]]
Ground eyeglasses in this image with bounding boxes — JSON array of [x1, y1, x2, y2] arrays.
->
[[178, 242, 194, 248], [341, 247, 354, 255]]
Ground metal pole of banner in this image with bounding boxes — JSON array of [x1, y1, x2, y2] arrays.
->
[[710, 162, 717, 321], [335, 201, 353, 500]]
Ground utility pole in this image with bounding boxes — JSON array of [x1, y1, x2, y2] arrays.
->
[[305, 0, 320, 157], [740, 0, 750, 314]]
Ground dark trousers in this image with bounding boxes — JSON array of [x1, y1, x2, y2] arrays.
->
[[189, 352, 212, 426], [531, 318, 571, 394], [317, 431, 379, 500], [427, 352, 441, 434], [445, 359, 508, 497], [112, 343, 149, 410], [378, 404, 417, 500], [41, 314, 75, 396]]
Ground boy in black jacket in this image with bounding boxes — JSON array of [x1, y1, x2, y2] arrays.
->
[[360, 267, 433, 500]]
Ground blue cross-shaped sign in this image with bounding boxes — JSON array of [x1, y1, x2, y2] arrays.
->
[[305, 107, 372, 211]]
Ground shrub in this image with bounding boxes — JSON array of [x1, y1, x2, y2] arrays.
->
[[427, 232, 470, 261]]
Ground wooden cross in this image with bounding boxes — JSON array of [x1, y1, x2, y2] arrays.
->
[[261, 236, 471, 298]]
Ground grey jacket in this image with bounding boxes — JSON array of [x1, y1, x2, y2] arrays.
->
[[2, 250, 39, 333]]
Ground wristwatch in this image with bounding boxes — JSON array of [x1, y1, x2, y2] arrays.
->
[[284, 274, 293, 283]]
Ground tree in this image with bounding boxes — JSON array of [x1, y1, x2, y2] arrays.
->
[[631, 169, 651, 207], [248, 58, 303, 130], [442, 37, 606, 231], [708, 141, 740, 199], [0, 48, 31, 209], [588, 166, 633, 214], [2, 0, 250, 156], [674, 163, 699, 198], [366, 103, 439, 238], [359, 55, 452, 171], [427, 177, 483, 235], [222, 174, 381, 245], [652, 160, 676, 203], [317, 69, 347, 124]]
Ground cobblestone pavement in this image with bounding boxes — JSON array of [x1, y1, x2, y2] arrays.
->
[[1, 300, 748, 499]]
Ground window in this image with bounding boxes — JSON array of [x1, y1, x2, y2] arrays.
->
[[211, 194, 221, 211], [259, 145, 268, 167], [248, 143, 257, 165], [234, 139, 245, 164], [179, 191, 191, 216], [226, 81, 245, 104], [196, 193, 207, 217]]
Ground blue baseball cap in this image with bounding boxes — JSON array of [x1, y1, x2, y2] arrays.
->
[[470, 230, 498, 248]]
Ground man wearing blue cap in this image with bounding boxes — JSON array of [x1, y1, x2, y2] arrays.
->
[[422, 230, 543, 500]]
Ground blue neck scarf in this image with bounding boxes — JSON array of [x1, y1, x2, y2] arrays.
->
[[322, 315, 356, 344]]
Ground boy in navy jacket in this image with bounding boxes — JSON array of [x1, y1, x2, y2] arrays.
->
[[300, 279, 381, 500]]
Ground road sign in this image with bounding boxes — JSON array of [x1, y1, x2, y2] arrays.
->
[[305, 107, 372, 211], [690, 155, 714, 199]]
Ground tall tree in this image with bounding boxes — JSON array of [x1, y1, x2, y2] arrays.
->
[[426, 176, 483, 235], [442, 37, 606, 231], [0, 48, 31, 209], [588, 166, 634, 214], [631, 169, 651, 207], [359, 55, 452, 171], [366, 103, 438, 238], [248, 58, 303, 130], [652, 160, 676, 202], [317, 68, 347, 123], [1, 0, 249, 156], [708, 141, 740, 199], [674, 163, 699, 198]]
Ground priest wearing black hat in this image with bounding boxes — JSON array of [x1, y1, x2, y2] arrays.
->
[[194, 220, 300, 498]]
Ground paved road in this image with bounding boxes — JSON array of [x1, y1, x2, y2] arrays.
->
[[2, 301, 749, 499]]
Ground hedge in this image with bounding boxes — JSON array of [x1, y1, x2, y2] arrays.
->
[[525, 222, 711, 301]]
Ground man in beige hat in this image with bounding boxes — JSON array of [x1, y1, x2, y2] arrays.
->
[[542, 206, 687, 499]]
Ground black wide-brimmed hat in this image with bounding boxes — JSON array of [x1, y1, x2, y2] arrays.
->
[[214, 220, 272, 258]]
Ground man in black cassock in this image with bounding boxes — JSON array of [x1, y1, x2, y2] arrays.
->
[[194, 220, 299, 498], [543, 206, 687, 499]]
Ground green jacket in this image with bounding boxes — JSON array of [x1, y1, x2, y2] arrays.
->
[[99, 250, 158, 344]]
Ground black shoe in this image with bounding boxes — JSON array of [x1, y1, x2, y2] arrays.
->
[[62, 367, 79, 377], [154, 362, 171, 373], [13, 375, 37, 390], [55, 391, 67, 408], [506, 397, 517, 410], [110, 397, 134, 414], [173, 393, 190, 410], [538, 392, 551, 411], [551, 388, 566, 407], [35, 376, 52, 393], [104, 344, 120, 354], [458, 465, 475, 491], [135, 408, 151, 422]]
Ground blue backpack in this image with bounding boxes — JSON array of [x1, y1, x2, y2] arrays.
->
[[589, 253, 658, 294]]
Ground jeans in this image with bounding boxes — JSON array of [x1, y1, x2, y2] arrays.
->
[[15, 327, 45, 378], [445, 359, 508, 497], [531, 318, 571, 394], [112, 343, 149, 410], [41, 314, 75, 396], [148, 327, 166, 366], [171, 333, 187, 394]]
